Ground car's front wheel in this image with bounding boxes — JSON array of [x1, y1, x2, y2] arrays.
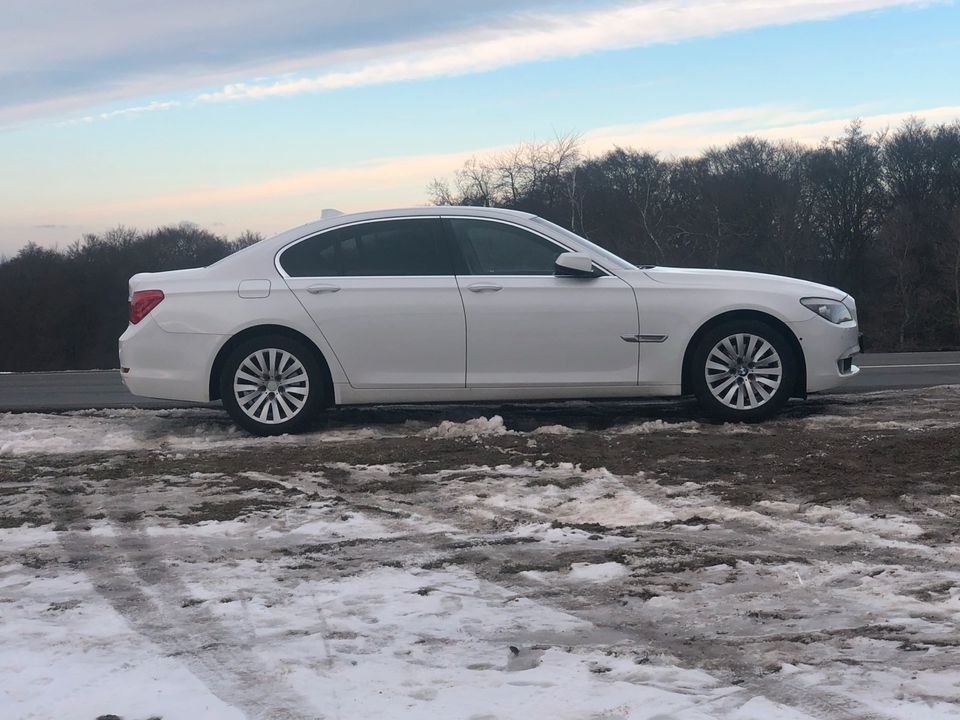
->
[[690, 320, 798, 422], [220, 335, 323, 435]]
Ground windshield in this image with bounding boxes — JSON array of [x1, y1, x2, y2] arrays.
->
[[529, 217, 638, 271]]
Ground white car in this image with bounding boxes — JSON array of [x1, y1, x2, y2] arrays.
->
[[120, 207, 860, 435]]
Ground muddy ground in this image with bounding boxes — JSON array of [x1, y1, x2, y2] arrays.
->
[[1, 387, 960, 719]]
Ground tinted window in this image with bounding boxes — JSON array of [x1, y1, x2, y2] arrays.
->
[[279, 219, 451, 277], [449, 219, 565, 275]]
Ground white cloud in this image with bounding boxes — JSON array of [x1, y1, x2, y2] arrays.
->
[[581, 104, 960, 155], [196, 0, 932, 103], [5, 102, 958, 254], [30, 103, 957, 233], [58, 101, 181, 126], [13, 0, 934, 126]]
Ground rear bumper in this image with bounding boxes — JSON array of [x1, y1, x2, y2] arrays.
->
[[118, 316, 224, 402], [788, 317, 861, 393]]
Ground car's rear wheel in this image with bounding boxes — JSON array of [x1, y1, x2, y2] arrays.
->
[[220, 335, 323, 435], [690, 319, 797, 422]]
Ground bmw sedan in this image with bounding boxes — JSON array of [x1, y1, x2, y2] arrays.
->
[[119, 207, 861, 435]]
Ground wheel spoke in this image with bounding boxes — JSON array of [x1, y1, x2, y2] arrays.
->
[[754, 340, 774, 362], [235, 369, 261, 385], [247, 392, 269, 415], [721, 338, 738, 362], [752, 378, 772, 400], [276, 393, 295, 418], [281, 363, 304, 380], [283, 392, 305, 410], [710, 375, 737, 394], [721, 382, 739, 405]]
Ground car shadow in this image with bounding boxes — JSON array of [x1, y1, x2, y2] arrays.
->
[[306, 393, 862, 434]]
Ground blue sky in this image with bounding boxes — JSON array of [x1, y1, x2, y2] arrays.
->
[[2, 0, 959, 255]]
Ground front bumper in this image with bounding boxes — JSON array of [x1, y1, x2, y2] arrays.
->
[[119, 315, 224, 402], [788, 316, 861, 393]]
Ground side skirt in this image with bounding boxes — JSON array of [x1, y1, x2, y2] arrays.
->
[[333, 383, 682, 406]]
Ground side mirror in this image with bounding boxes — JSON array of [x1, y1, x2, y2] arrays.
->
[[555, 252, 599, 278]]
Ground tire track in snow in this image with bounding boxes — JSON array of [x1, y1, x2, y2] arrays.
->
[[47, 477, 325, 720]]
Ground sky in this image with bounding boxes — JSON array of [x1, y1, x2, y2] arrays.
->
[[2, 0, 959, 255]]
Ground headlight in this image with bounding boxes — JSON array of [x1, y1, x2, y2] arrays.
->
[[800, 297, 853, 324]]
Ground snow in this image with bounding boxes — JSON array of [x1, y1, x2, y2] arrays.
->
[[0, 533, 731, 720], [4, 394, 960, 719], [613, 419, 701, 434], [530, 423, 580, 435], [420, 414, 511, 439]]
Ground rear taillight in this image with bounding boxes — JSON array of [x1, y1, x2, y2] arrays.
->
[[129, 289, 164, 324]]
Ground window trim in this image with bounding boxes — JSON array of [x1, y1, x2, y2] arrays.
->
[[274, 216, 457, 280], [274, 214, 615, 280]]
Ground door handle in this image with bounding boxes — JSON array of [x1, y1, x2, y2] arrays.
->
[[466, 283, 503, 293], [306, 284, 341, 294]]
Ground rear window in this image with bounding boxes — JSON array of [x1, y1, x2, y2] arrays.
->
[[279, 218, 451, 277]]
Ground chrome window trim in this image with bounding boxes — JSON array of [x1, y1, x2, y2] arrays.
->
[[274, 214, 616, 280]]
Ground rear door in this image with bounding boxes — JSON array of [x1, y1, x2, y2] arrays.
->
[[279, 218, 466, 388], [449, 217, 639, 387]]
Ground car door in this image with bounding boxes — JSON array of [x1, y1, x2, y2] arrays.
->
[[279, 217, 466, 388], [449, 217, 639, 387]]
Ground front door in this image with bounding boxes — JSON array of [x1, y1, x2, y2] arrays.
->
[[449, 218, 639, 387]]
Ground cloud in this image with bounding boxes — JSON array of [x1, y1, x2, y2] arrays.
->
[[58, 100, 181, 126], [5, 101, 958, 253], [195, 0, 933, 103], [56, 103, 959, 222], [581, 104, 960, 155], [2, 0, 936, 124], [0, 0, 584, 124]]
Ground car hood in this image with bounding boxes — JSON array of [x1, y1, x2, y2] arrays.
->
[[639, 267, 847, 301]]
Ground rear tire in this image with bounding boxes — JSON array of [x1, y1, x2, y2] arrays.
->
[[690, 319, 798, 422], [220, 335, 324, 436]]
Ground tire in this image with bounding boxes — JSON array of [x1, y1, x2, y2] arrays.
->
[[219, 335, 324, 436], [690, 319, 798, 422]]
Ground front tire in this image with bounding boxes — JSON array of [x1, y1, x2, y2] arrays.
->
[[690, 320, 798, 422], [220, 335, 324, 436]]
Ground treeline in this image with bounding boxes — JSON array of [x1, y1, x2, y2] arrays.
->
[[0, 226, 259, 371], [2, 118, 959, 372], [431, 120, 960, 352]]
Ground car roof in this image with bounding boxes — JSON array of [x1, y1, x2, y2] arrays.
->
[[264, 206, 537, 248]]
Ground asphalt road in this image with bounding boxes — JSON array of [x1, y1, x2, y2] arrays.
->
[[1, 351, 959, 413]]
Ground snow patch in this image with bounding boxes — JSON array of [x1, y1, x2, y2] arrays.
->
[[421, 415, 511, 440], [612, 419, 700, 435], [530, 424, 579, 435]]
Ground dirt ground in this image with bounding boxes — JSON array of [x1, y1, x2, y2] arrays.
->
[[2, 387, 960, 719]]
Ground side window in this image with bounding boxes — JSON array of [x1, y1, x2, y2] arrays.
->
[[279, 218, 451, 277], [449, 219, 565, 275]]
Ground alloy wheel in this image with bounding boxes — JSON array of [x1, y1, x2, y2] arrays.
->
[[704, 333, 783, 410], [233, 348, 310, 425]]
